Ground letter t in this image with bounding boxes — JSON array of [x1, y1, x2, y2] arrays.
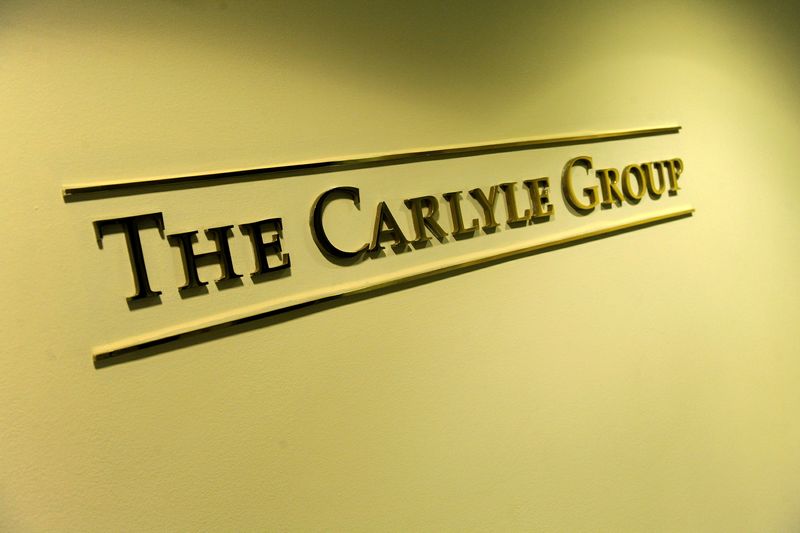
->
[[94, 213, 165, 301]]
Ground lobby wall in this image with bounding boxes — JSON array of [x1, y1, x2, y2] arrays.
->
[[1, 1, 799, 530]]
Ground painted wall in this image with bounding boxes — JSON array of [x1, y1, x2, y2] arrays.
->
[[2, 1, 799, 530]]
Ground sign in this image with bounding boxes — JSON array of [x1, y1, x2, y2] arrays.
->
[[63, 126, 692, 365]]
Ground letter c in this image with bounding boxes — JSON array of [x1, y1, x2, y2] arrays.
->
[[310, 186, 369, 260]]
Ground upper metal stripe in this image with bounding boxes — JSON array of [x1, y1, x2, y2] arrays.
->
[[62, 125, 680, 201]]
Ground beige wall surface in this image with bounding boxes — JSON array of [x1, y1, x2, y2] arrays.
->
[[2, 1, 800, 531]]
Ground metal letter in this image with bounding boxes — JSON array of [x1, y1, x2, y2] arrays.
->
[[498, 183, 531, 225], [596, 167, 624, 207], [469, 186, 501, 230], [621, 164, 646, 201], [442, 191, 480, 237], [94, 213, 165, 301], [370, 202, 409, 252], [643, 161, 668, 197], [404, 195, 448, 243], [310, 186, 369, 260], [168, 226, 242, 293], [240, 218, 291, 277], [562, 156, 598, 213], [665, 158, 684, 193], [523, 178, 554, 218]]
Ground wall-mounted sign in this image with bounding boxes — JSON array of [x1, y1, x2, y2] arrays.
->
[[64, 126, 692, 366]]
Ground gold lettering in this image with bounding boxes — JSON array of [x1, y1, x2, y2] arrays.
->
[[562, 156, 598, 213], [596, 167, 624, 207], [469, 186, 501, 231], [523, 177, 554, 219], [442, 191, 479, 238], [370, 201, 409, 252], [404, 195, 448, 243], [643, 161, 668, 197], [310, 186, 369, 260], [665, 158, 684, 193], [621, 164, 646, 201], [499, 182, 531, 225]]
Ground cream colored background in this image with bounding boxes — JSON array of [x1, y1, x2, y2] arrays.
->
[[2, 1, 799, 531]]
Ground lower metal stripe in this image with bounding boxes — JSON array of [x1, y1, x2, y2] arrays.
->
[[93, 206, 694, 367]]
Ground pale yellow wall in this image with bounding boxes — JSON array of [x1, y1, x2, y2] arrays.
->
[[2, 1, 800, 531]]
